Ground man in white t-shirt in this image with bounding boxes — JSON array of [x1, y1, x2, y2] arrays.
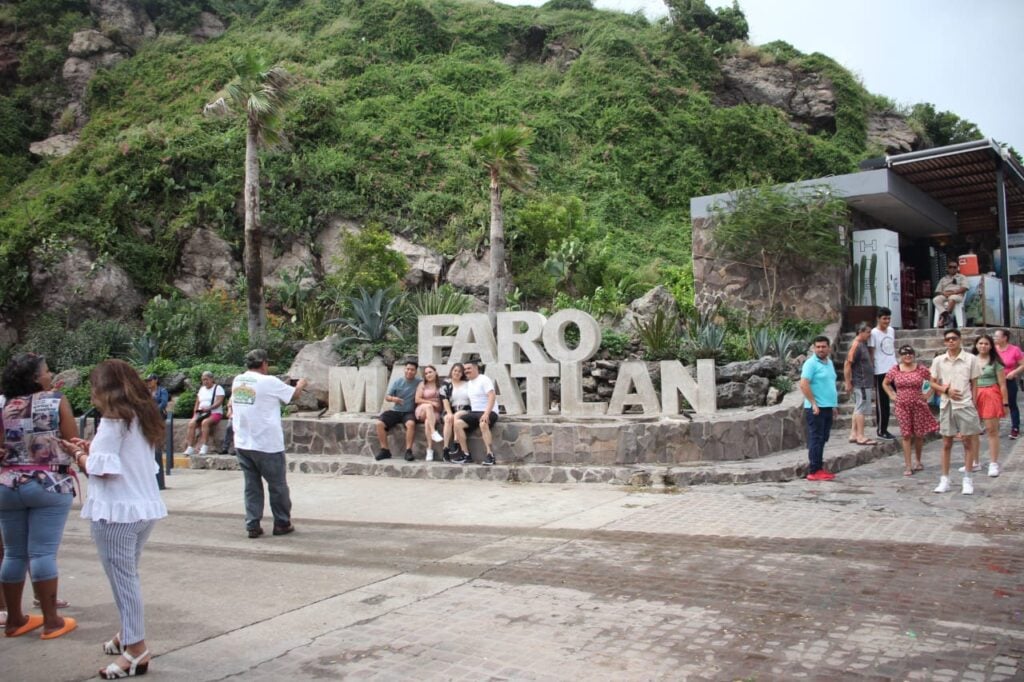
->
[[231, 349, 308, 539], [868, 307, 897, 440], [451, 360, 499, 466]]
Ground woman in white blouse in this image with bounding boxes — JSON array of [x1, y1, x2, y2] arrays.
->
[[62, 360, 167, 679]]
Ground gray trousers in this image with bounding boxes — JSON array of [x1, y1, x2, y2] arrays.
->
[[236, 449, 291, 530], [92, 519, 157, 645]]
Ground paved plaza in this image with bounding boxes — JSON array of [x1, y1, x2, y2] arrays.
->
[[2, 437, 1023, 681]]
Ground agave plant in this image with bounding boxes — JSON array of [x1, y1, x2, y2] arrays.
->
[[681, 305, 726, 361], [131, 334, 160, 365], [404, 284, 473, 318], [328, 288, 404, 346], [750, 327, 774, 358], [633, 309, 680, 360], [772, 328, 802, 359]]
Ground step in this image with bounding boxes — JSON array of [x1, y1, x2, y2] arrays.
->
[[188, 437, 906, 487]]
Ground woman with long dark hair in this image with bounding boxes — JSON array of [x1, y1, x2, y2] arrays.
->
[[0, 352, 78, 639], [972, 334, 1008, 476], [62, 359, 167, 678]]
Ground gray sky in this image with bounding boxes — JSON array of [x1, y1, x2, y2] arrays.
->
[[499, 0, 1023, 151]]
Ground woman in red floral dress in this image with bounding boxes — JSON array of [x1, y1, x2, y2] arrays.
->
[[883, 345, 939, 476]]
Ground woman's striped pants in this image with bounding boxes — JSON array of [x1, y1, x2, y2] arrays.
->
[[91, 519, 157, 644]]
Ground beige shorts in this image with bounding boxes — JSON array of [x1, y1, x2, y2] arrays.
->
[[939, 405, 982, 437]]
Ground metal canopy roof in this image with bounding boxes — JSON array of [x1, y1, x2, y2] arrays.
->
[[884, 139, 1024, 234]]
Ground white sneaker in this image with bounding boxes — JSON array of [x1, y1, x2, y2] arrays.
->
[[199, 445, 208, 455], [957, 463, 983, 473], [425, 449, 434, 462], [988, 462, 1001, 477], [933, 476, 950, 493], [962, 477, 974, 495], [184, 446, 195, 455], [431, 430, 444, 443]]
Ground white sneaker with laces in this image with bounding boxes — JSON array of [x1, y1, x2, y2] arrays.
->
[[962, 477, 974, 495], [425, 449, 434, 462], [184, 446, 195, 455], [933, 476, 950, 493], [957, 463, 983, 473], [431, 430, 443, 443], [199, 445, 208, 455], [988, 462, 1001, 477]]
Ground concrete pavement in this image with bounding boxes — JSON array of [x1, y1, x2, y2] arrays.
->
[[2, 436, 1023, 680]]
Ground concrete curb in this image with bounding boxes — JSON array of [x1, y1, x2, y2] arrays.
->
[[189, 436, 906, 487]]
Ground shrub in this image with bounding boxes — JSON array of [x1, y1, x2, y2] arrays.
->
[[173, 388, 197, 418], [600, 329, 630, 358]]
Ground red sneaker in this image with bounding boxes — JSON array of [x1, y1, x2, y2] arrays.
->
[[819, 470, 836, 480], [807, 471, 826, 481]]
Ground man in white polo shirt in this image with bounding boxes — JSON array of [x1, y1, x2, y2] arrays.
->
[[451, 360, 499, 466]]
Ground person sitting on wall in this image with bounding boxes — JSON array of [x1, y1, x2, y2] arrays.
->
[[183, 371, 225, 456], [934, 261, 968, 328], [450, 360, 499, 466], [374, 361, 421, 462]]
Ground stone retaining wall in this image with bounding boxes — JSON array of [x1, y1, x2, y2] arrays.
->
[[184, 391, 806, 466]]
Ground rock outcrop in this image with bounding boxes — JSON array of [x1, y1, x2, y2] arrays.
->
[[714, 56, 836, 134], [88, 0, 156, 48], [173, 229, 238, 297], [30, 244, 145, 320], [190, 12, 227, 41], [617, 286, 679, 336], [867, 112, 922, 154], [446, 250, 492, 296], [390, 234, 443, 289], [29, 134, 80, 158], [286, 336, 343, 407]]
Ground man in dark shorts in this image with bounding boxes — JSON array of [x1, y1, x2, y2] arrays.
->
[[375, 361, 421, 461], [451, 360, 499, 466]]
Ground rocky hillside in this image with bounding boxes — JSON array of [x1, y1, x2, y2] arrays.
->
[[0, 0, 937, 345]]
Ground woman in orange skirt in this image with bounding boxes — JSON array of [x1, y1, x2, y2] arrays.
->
[[972, 335, 1008, 476]]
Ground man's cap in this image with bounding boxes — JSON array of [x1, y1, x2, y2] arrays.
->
[[145, 373, 159, 381]]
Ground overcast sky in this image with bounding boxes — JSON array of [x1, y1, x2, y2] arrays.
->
[[499, 0, 1023, 151]]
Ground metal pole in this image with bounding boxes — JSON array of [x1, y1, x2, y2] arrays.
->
[[996, 162, 1012, 326]]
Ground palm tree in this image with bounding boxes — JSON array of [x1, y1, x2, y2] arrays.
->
[[204, 51, 292, 342], [471, 125, 536, 323]]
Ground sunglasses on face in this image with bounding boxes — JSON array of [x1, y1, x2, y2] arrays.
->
[[944, 337, 959, 342]]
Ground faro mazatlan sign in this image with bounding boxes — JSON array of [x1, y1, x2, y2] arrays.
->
[[328, 309, 717, 417]]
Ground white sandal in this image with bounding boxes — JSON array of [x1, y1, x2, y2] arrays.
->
[[99, 649, 149, 679], [103, 632, 123, 655]]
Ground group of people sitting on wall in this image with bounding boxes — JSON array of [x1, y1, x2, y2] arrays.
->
[[374, 359, 499, 466], [802, 305, 1021, 494]]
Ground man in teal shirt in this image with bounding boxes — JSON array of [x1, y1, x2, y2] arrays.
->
[[374, 361, 422, 461], [799, 336, 838, 481]]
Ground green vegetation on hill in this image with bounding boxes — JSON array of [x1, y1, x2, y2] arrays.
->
[[0, 0, 967, 322]]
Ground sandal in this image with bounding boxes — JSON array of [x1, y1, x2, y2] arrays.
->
[[912, 462, 924, 472], [855, 439, 878, 445], [903, 469, 914, 477], [99, 649, 149, 679], [5, 613, 43, 637], [104, 633, 124, 655], [33, 597, 70, 609], [40, 616, 77, 640]]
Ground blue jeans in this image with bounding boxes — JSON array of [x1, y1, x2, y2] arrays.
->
[[804, 407, 834, 474], [236, 449, 291, 530], [1008, 379, 1020, 431], [0, 479, 73, 582]]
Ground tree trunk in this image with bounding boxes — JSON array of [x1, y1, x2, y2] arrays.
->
[[487, 171, 506, 325], [244, 120, 266, 342]]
